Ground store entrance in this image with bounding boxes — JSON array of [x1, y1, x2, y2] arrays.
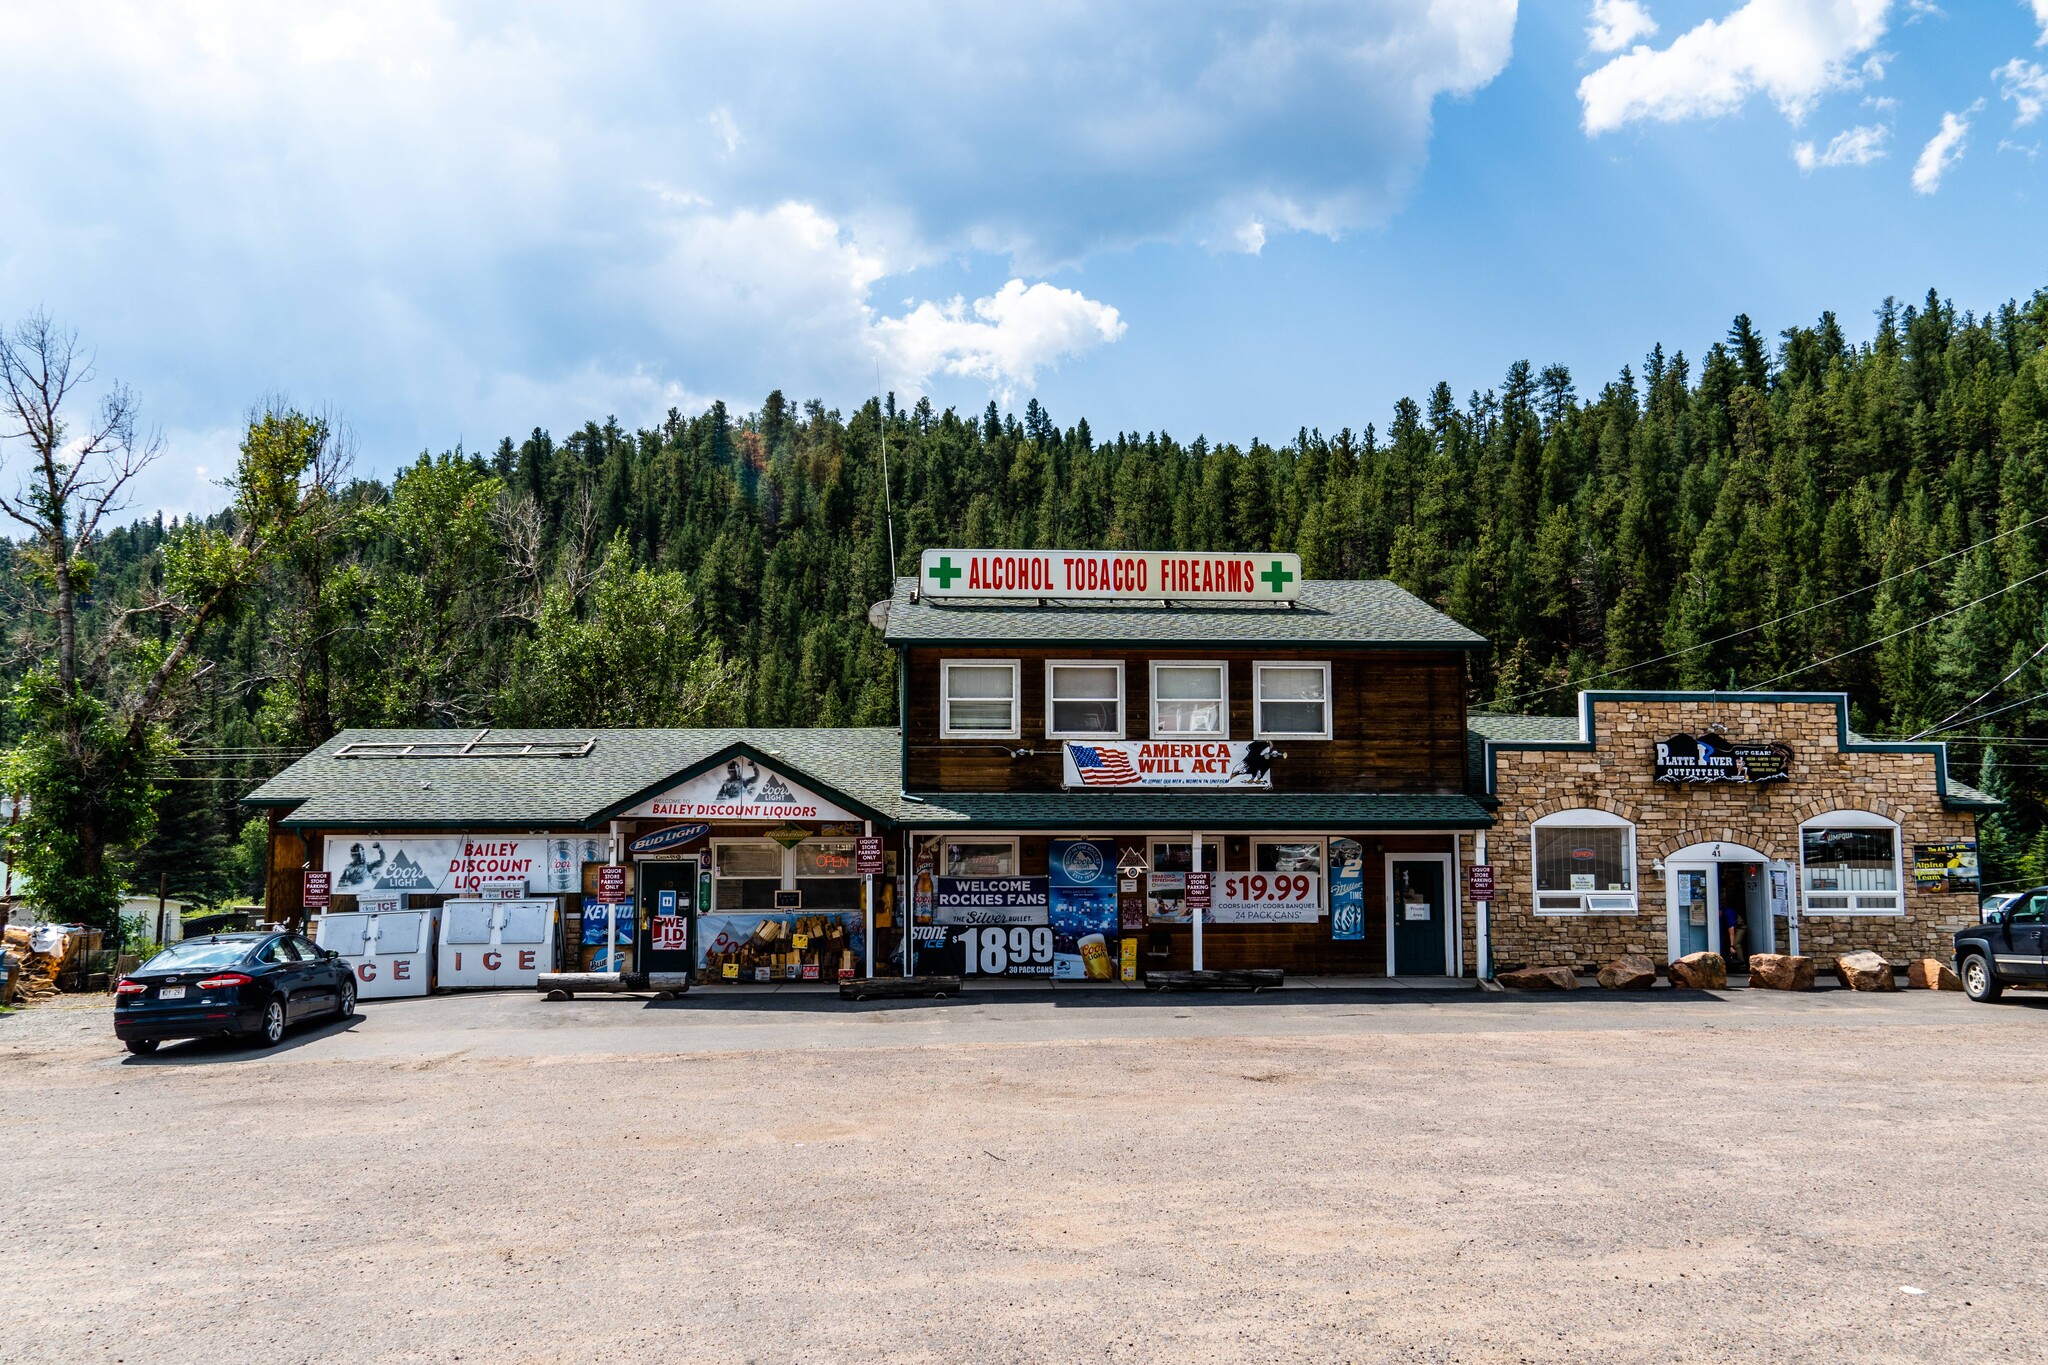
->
[[1717, 862, 1772, 968], [1387, 855, 1452, 976], [1666, 844, 1774, 968], [638, 858, 699, 988]]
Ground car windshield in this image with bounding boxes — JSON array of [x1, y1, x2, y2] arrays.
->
[[143, 939, 258, 972]]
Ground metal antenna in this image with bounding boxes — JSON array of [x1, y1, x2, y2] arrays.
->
[[878, 364, 899, 577]]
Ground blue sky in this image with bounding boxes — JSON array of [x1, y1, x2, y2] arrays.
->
[[1, 1, 2044, 516]]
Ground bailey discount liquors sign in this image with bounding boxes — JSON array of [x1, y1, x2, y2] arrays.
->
[[919, 549, 1301, 602]]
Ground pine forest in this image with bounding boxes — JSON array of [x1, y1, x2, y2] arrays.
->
[[9, 286, 2048, 919]]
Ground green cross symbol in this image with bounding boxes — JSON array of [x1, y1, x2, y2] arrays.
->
[[1261, 559, 1294, 593], [929, 555, 962, 589]]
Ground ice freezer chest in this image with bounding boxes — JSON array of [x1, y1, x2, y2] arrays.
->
[[314, 908, 435, 999], [436, 899, 558, 989]]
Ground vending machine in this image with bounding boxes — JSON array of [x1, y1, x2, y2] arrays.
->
[[437, 898, 558, 989]]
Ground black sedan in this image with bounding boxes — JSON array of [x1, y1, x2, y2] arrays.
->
[[114, 932, 356, 1055]]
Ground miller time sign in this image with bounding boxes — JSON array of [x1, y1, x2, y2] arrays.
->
[[919, 549, 1301, 602]]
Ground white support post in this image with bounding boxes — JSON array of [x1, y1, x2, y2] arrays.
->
[[1475, 830, 1491, 981], [607, 819, 621, 973], [1451, 832, 1463, 979], [1191, 831, 1205, 973], [863, 820, 876, 979]]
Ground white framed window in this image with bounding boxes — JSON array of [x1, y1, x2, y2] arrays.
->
[[713, 839, 784, 911], [942, 838, 1018, 877], [1799, 812, 1902, 915], [1046, 660, 1124, 739], [1254, 662, 1331, 739], [1531, 809, 1637, 915], [1150, 661, 1228, 738], [1252, 838, 1325, 875], [793, 838, 861, 910], [941, 659, 1020, 738]]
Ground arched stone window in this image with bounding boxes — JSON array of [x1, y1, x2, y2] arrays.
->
[[1531, 808, 1638, 915], [1798, 810, 1903, 916]]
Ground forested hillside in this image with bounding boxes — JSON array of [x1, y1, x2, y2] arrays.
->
[[11, 287, 2048, 907]]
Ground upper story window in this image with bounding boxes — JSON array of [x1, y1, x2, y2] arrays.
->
[[1046, 661, 1123, 739], [1532, 809, 1637, 915], [1151, 661, 1227, 738], [1800, 812, 1902, 915], [1254, 662, 1330, 739], [941, 660, 1020, 739]]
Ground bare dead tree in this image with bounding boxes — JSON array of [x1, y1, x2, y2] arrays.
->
[[492, 489, 550, 623], [0, 312, 162, 692]]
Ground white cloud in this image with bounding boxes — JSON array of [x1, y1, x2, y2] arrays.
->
[[1579, 0, 1893, 134], [1903, 0, 1943, 21], [2034, 0, 2048, 44], [1792, 122, 1890, 169], [1588, 0, 1659, 53], [1997, 58, 2048, 126], [873, 282, 1126, 400], [0, 1, 1517, 508], [1912, 106, 1977, 193]]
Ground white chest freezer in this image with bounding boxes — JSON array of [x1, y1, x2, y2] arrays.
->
[[314, 907, 436, 999], [436, 899, 558, 989]]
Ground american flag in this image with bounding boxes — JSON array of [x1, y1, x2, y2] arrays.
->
[[1069, 744, 1142, 786]]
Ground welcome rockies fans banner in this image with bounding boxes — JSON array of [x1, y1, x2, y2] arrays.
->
[[1062, 740, 1277, 788]]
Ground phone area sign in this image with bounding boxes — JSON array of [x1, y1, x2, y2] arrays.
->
[[920, 549, 1301, 602]]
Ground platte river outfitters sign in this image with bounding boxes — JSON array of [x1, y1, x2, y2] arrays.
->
[[919, 548, 1301, 602], [1063, 740, 1277, 788], [1653, 733, 1793, 785]]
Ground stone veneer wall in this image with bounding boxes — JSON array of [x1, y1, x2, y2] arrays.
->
[[1477, 698, 1983, 972]]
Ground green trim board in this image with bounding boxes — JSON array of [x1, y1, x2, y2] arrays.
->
[[1472, 691, 2003, 812]]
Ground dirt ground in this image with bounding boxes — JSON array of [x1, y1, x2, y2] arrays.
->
[[3, 984, 2045, 1364]]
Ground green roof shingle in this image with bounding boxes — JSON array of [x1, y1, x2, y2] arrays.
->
[[882, 577, 1486, 649]]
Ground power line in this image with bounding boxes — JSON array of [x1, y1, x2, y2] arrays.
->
[[1490, 510, 2048, 707], [1739, 565, 2048, 692], [1910, 684, 2048, 740], [1905, 637, 2048, 740]]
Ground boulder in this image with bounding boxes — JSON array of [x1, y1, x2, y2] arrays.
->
[[1497, 965, 1579, 991], [1906, 957, 1962, 991], [1747, 953, 1816, 991], [1667, 951, 1728, 990], [1833, 950, 1897, 992], [1597, 955, 1659, 990]]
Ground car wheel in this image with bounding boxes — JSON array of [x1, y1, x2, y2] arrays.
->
[[124, 1039, 159, 1056], [258, 996, 287, 1046], [335, 979, 357, 1020], [1962, 953, 2003, 1002]]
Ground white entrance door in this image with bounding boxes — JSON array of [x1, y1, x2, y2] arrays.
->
[[1668, 865, 1719, 961]]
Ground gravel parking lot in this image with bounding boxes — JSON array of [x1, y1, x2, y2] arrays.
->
[[3, 984, 2045, 1364]]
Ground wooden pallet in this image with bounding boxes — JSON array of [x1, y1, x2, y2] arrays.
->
[[1144, 968, 1285, 992], [839, 975, 964, 1001]]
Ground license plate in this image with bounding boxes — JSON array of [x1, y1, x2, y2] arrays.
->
[[158, 985, 186, 999]]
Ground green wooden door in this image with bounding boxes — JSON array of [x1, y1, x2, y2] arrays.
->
[[1390, 858, 1447, 976]]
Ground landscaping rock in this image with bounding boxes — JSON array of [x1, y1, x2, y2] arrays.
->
[[1667, 951, 1727, 990], [1906, 957, 1962, 991], [1747, 953, 1815, 991], [1833, 950, 1897, 992], [1596, 955, 1658, 990], [1497, 965, 1579, 990]]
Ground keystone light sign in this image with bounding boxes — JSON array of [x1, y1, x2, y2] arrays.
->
[[919, 549, 1301, 602]]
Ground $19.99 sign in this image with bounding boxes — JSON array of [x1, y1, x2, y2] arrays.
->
[[1207, 872, 1322, 924]]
